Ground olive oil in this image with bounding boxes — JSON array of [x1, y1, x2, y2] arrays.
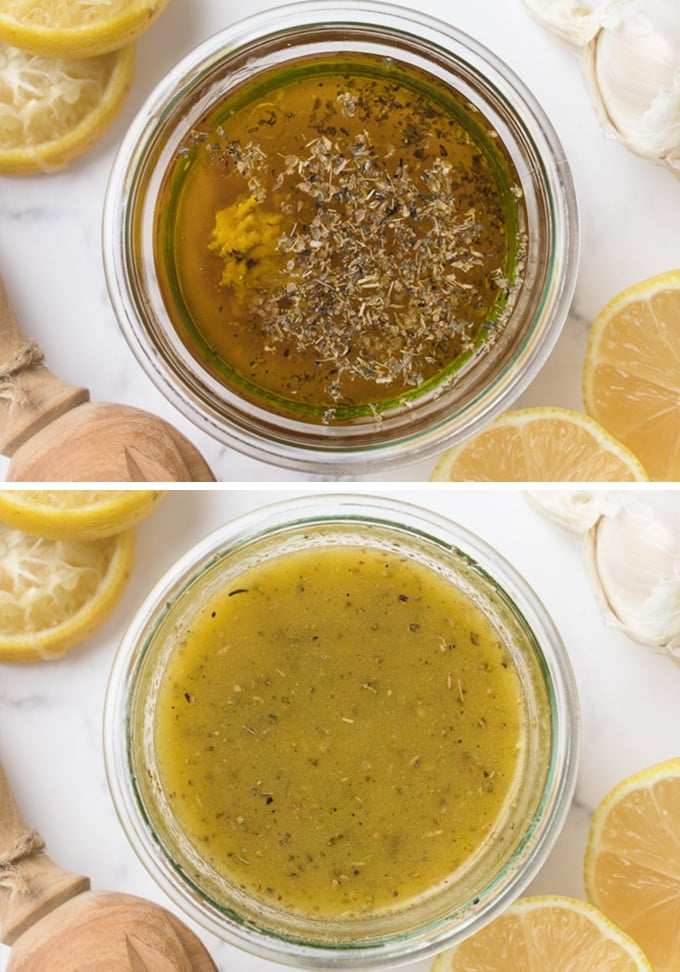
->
[[156, 51, 527, 423], [153, 543, 526, 920]]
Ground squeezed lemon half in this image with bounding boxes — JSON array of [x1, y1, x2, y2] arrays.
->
[[0, 524, 134, 662], [0, 490, 165, 541], [0, 0, 171, 59], [0, 42, 135, 173]]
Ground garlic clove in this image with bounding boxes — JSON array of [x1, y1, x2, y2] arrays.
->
[[523, 0, 680, 173], [526, 489, 628, 534], [582, 0, 680, 171], [585, 493, 680, 654], [521, 0, 605, 49]]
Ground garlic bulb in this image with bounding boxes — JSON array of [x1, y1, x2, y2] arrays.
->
[[585, 493, 680, 657], [526, 490, 627, 534], [522, 0, 680, 174]]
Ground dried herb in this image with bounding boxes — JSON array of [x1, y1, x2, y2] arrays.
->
[[161, 58, 527, 420], [211, 125, 524, 410]]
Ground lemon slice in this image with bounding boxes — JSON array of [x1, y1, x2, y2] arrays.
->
[[582, 269, 680, 481], [430, 407, 649, 482], [585, 758, 680, 972], [0, 0, 171, 59], [431, 895, 652, 971], [0, 524, 134, 662], [0, 489, 165, 541], [0, 42, 134, 174]]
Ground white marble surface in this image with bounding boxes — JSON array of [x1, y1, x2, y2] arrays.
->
[[2, 487, 680, 971], [1, 1, 680, 482]]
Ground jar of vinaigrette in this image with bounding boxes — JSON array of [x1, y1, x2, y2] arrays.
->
[[104, 493, 579, 968], [103, 1, 578, 475]]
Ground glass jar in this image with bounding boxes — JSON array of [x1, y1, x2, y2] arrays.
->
[[104, 493, 579, 968], [102, 1, 579, 475]]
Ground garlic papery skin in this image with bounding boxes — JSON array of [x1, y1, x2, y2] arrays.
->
[[585, 493, 680, 657], [582, 0, 680, 171], [522, 0, 604, 49], [526, 489, 628, 534]]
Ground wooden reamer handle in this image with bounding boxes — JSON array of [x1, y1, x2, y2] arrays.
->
[[0, 760, 89, 946], [0, 278, 89, 456]]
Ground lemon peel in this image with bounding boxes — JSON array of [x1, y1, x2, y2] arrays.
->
[[209, 196, 286, 297]]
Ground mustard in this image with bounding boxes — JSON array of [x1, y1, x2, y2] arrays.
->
[[208, 195, 284, 296]]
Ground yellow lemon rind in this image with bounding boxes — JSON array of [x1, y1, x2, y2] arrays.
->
[[0, 489, 165, 541], [0, 529, 135, 663], [0, 43, 135, 175], [0, 1, 171, 59]]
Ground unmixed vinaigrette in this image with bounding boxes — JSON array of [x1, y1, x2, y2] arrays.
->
[[155, 52, 527, 423], [153, 543, 526, 919]]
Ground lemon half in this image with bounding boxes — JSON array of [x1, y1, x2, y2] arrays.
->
[[0, 0, 171, 59], [430, 407, 649, 482], [585, 758, 680, 972], [0, 42, 135, 174], [431, 895, 652, 971], [0, 524, 134, 662], [0, 490, 165, 541], [583, 269, 680, 482]]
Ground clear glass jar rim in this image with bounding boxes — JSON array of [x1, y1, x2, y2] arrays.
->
[[103, 493, 580, 969]]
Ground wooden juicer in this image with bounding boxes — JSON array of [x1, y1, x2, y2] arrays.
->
[[0, 278, 216, 482], [0, 757, 219, 971]]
